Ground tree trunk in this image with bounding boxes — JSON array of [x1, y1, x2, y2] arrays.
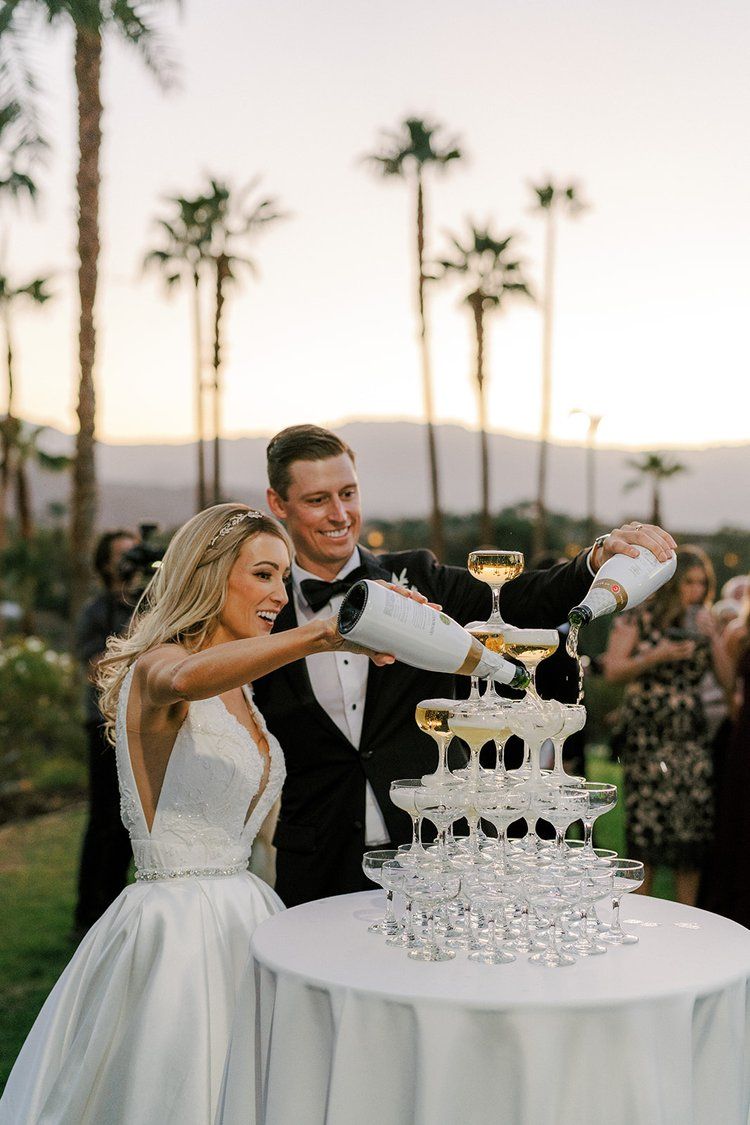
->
[[193, 269, 207, 511], [0, 310, 14, 554], [15, 457, 32, 542], [212, 253, 230, 506], [415, 173, 444, 560], [651, 478, 661, 526], [471, 297, 491, 544], [70, 27, 102, 622], [533, 206, 556, 559]]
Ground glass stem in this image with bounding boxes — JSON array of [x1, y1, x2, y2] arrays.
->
[[385, 889, 395, 925], [427, 909, 436, 955], [491, 586, 502, 619], [411, 815, 420, 848], [405, 899, 415, 946], [469, 676, 481, 702], [611, 896, 622, 936], [435, 733, 449, 776], [494, 737, 507, 777], [583, 820, 594, 850], [553, 737, 564, 776], [498, 827, 507, 874]]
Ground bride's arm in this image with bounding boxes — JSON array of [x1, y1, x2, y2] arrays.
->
[[139, 617, 391, 706]]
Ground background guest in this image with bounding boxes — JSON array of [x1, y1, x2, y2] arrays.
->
[[72, 528, 139, 938], [602, 545, 731, 905]]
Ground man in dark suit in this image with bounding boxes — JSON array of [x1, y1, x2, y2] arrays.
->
[[254, 424, 676, 907]]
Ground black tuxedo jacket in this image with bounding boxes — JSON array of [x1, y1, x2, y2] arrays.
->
[[252, 547, 592, 906]]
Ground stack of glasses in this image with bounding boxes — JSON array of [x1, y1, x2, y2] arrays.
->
[[362, 550, 644, 968]]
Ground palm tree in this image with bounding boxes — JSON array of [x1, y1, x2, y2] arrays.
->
[[0, 272, 52, 551], [530, 179, 587, 555], [0, 1, 178, 620], [437, 225, 533, 543], [366, 117, 462, 559], [144, 191, 220, 511], [201, 177, 286, 504], [624, 452, 687, 525]]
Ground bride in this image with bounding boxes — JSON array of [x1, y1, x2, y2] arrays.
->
[[0, 503, 401, 1125]]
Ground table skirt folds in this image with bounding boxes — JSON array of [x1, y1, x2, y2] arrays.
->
[[257, 966, 750, 1125]]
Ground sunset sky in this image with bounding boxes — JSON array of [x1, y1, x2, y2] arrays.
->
[[5, 0, 750, 450]]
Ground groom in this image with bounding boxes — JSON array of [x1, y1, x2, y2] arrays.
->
[[253, 424, 676, 907]]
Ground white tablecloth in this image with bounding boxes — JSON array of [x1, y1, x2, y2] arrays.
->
[[251, 891, 750, 1125]]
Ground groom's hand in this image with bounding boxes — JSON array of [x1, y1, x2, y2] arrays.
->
[[591, 522, 676, 572]]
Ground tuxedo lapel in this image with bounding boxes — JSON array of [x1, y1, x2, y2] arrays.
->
[[357, 547, 392, 582]]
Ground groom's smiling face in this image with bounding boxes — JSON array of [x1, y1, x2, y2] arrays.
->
[[267, 453, 362, 578]]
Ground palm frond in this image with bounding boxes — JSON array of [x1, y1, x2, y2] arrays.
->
[[108, 0, 181, 90]]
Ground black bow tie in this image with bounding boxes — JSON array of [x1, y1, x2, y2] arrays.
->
[[299, 566, 369, 613]]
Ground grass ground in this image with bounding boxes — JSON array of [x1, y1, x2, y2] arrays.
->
[[0, 761, 676, 1091], [0, 806, 86, 1090]]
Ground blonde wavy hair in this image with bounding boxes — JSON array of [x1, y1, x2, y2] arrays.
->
[[97, 503, 291, 744]]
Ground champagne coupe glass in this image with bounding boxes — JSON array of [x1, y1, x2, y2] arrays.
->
[[544, 785, 590, 859], [475, 784, 531, 874], [563, 869, 613, 956], [525, 873, 580, 967], [465, 620, 507, 706], [548, 704, 587, 783], [603, 859, 645, 945], [467, 550, 524, 627], [487, 698, 519, 781], [361, 849, 399, 934], [415, 698, 456, 784], [448, 704, 500, 787], [577, 782, 618, 857], [390, 779, 427, 857], [414, 783, 465, 868], [405, 870, 462, 962], [380, 859, 415, 947], [467, 881, 518, 964], [508, 699, 566, 791], [564, 841, 617, 870], [500, 626, 559, 698]]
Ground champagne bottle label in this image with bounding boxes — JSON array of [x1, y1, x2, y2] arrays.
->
[[589, 577, 629, 612], [457, 635, 485, 675]]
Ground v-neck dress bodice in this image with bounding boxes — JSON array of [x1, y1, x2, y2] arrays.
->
[[116, 665, 286, 879]]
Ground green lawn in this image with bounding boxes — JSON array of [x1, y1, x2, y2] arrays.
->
[[0, 806, 86, 1090]]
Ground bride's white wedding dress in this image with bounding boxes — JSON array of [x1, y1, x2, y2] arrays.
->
[[0, 665, 285, 1125]]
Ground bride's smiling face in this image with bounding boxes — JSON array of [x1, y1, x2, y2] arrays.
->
[[213, 533, 290, 643]]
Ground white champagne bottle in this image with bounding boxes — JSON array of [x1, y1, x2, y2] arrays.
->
[[568, 545, 677, 628], [338, 580, 530, 689]]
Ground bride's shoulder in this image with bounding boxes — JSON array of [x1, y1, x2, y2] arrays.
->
[[133, 643, 190, 676]]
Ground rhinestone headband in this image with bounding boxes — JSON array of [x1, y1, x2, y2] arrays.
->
[[208, 510, 265, 548]]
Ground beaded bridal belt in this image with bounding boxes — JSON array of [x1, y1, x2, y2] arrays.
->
[[134, 862, 248, 882]]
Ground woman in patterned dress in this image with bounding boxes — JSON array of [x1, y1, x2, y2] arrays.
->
[[603, 546, 732, 905]]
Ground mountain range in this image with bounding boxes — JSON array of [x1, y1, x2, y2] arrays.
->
[[26, 420, 750, 533]]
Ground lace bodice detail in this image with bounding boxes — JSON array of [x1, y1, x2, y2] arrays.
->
[[114, 665, 285, 877]]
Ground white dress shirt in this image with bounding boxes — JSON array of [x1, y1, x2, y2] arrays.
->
[[291, 549, 390, 847]]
